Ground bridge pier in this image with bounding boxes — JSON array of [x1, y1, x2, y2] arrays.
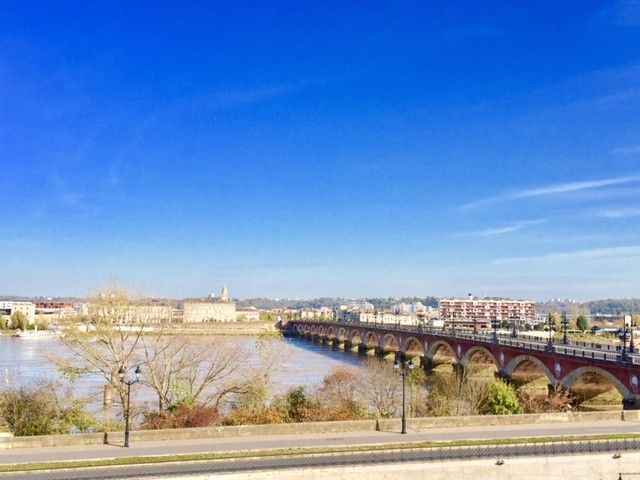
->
[[453, 363, 467, 377], [623, 396, 640, 410], [359, 344, 377, 356], [422, 357, 434, 372], [379, 349, 396, 361], [346, 341, 360, 353]]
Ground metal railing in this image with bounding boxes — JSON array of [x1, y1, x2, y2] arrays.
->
[[290, 320, 639, 365]]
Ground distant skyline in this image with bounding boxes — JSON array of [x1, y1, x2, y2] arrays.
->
[[2, 1, 640, 301]]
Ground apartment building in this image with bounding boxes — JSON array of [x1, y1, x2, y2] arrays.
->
[[439, 295, 535, 329]]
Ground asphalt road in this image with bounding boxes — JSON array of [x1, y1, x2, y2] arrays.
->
[[0, 421, 638, 467], [3, 433, 640, 480]]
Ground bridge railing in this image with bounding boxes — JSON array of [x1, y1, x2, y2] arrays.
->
[[291, 320, 638, 365]]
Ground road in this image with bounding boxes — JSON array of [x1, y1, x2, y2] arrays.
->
[[0, 421, 638, 467]]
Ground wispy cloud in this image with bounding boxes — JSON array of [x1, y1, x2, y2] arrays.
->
[[599, 0, 640, 26], [611, 144, 640, 155], [180, 79, 325, 112], [596, 206, 640, 218], [494, 244, 640, 264], [461, 175, 640, 210], [50, 172, 84, 207], [476, 219, 545, 237]]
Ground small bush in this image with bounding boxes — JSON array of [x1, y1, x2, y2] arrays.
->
[[481, 379, 521, 415], [142, 404, 221, 429], [0, 383, 101, 436]]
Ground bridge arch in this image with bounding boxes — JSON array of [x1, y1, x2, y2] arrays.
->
[[326, 326, 336, 339], [462, 346, 499, 371], [318, 326, 326, 336], [403, 336, 425, 357], [364, 331, 379, 349], [381, 333, 400, 353], [337, 327, 347, 341], [504, 355, 554, 387], [427, 340, 456, 359], [350, 330, 362, 346], [560, 366, 630, 405]]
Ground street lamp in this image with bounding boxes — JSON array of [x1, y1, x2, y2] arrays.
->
[[562, 312, 569, 345], [118, 365, 141, 448], [511, 317, 517, 339], [394, 355, 414, 434], [622, 325, 629, 361], [547, 313, 554, 350], [492, 318, 498, 342], [473, 315, 478, 335]]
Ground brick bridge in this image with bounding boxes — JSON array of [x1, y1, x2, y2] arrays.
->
[[284, 320, 640, 409]]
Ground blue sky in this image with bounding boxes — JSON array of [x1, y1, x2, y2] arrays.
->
[[2, 1, 640, 300]]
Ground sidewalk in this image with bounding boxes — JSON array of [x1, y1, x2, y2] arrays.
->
[[0, 420, 637, 466]]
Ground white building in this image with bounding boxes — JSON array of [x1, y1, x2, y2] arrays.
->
[[0, 301, 36, 325], [183, 284, 258, 322]]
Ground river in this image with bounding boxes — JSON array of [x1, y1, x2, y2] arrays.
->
[[0, 334, 367, 412]]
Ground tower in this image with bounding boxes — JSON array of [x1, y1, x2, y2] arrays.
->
[[221, 283, 229, 303]]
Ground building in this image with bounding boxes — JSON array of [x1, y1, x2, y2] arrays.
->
[[86, 301, 172, 324], [0, 301, 36, 325], [299, 307, 334, 321], [336, 306, 419, 326], [183, 284, 257, 322], [35, 301, 77, 320], [439, 294, 535, 330], [236, 307, 260, 322]]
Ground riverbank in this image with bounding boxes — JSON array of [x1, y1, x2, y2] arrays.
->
[[161, 321, 278, 336]]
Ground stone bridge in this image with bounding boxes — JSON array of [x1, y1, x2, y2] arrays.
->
[[284, 320, 640, 409]]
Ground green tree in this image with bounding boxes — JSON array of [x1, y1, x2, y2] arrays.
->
[[576, 315, 589, 332], [273, 387, 311, 422], [10, 311, 27, 330], [0, 382, 101, 436], [481, 379, 520, 415]]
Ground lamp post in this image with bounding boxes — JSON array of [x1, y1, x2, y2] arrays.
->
[[394, 355, 414, 434], [622, 325, 628, 361], [492, 318, 498, 342], [562, 312, 569, 345], [547, 313, 554, 350], [118, 365, 141, 448], [511, 316, 517, 339], [473, 315, 478, 335]]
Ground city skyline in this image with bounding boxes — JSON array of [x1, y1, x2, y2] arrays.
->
[[3, 1, 640, 300]]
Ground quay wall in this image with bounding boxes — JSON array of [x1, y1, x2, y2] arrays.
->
[[157, 452, 640, 480]]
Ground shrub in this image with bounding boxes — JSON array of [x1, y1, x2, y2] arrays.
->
[[0, 383, 101, 436], [518, 387, 574, 414], [142, 404, 221, 429], [481, 379, 521, 415]]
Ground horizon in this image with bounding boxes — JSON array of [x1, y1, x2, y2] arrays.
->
[[3, 1, 640, 300]]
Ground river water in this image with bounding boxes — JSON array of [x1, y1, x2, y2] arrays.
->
[[0, 334, 367, 411]]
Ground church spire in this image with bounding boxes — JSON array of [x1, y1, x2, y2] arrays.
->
[[221, 283, 229, 303]]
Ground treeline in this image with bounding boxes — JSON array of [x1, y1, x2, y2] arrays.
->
[[1, 362, 574, 437], [537, 298, 640, 315], [237, 296, 439, 310]]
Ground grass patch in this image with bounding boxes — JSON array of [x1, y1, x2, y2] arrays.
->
[[1, 432, 640, 474]]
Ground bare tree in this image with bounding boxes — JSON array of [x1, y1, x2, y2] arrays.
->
[[140, 330, 263, 411], [55, 284, 148, 416], [358, 360, 401, 418]]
